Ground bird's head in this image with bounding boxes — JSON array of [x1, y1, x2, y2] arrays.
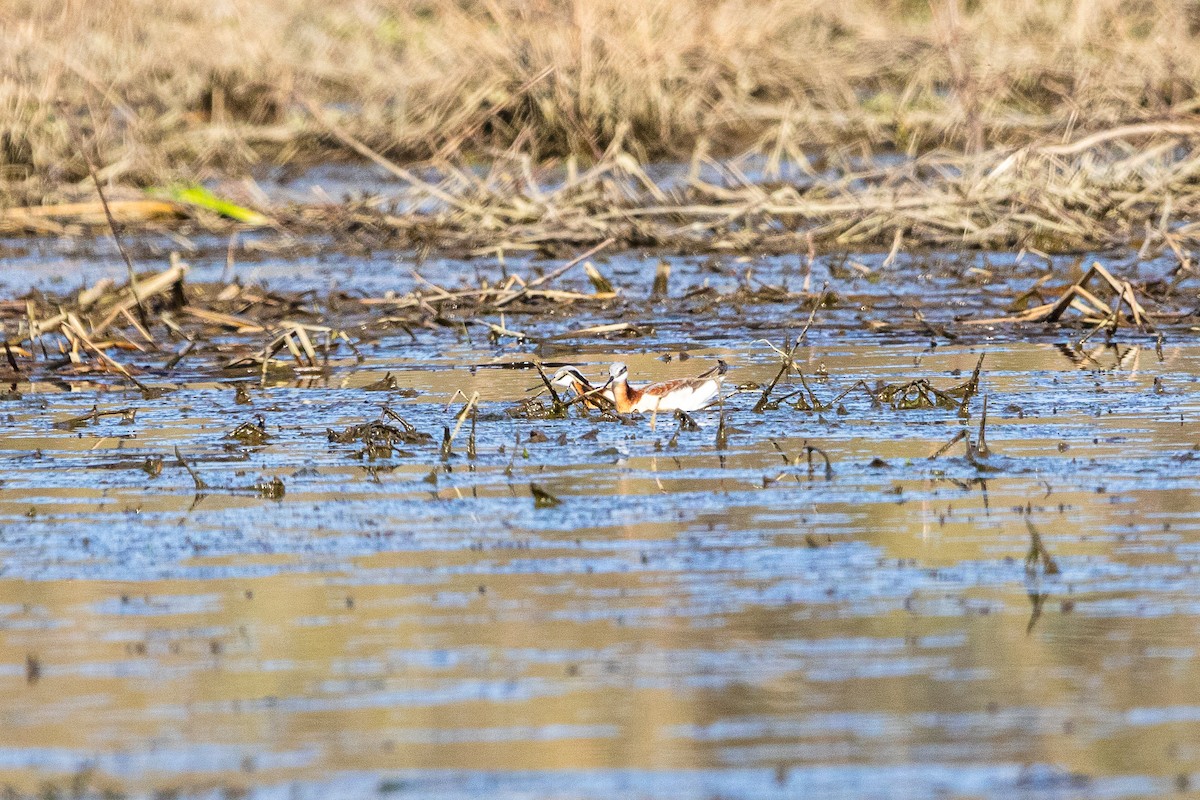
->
[[550, 366, 589, 389]]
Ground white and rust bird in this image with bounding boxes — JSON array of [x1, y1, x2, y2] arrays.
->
[[549, 365, 610, 409], [607, 360, 727, 413]]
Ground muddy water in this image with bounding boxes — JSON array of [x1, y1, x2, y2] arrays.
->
[[1, 246, 1199, 799]]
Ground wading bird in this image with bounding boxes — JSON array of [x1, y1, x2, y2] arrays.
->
[[607, 360, 727, 413], [550, 366, 610, 409]]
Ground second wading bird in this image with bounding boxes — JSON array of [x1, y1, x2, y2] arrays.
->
[[550, 366, 610, 409]]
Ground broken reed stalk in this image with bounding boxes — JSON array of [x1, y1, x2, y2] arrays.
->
[[753, 337, 803, 412], [972, 263, 1156, 331], [583, 262, 614, 294], [976, 394, 989, 456], [806, 445, 832, 479], [532, 362, 565, 408], [1024, 518, 1060, 575], [449, 391, 480, 443], [61, 318, 150, 393], [959, 354, 986, 411], [798, 284, 829, 341], [929, 429, 968, 460], [467, 406, 477, 460], [524, 238, 616, 290], [53, 405, 138, 430], [92, 261, 188, 338], [794, 370, 822, 411], [753, 362, 789, 412], [174, 446, 208, 490], [4, 341, 21, 374], [563, 380, 617, 412]]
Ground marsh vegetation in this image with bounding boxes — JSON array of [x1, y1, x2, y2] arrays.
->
[[3, 2, 1200, 798], [6, 1, 1200, 255]]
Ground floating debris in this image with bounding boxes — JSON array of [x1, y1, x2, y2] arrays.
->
[[53, 406, 138, 430], [760, 352, 986, 417], [174, 445, 287, 499], [976, 262, 1155, 331], [255, 476, 286, 500], [530, 483, 561, 509], [227, 417, 271, 446], [327, 409, 432, 460], [363, 372, 400, 392], [142, 456, 163, 478]]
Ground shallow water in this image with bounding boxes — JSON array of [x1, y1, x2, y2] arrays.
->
[[1, 245, 1199, 799]]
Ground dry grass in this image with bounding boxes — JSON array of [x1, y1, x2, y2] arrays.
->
[[9, 129, 1200, 255], [5, 0, 1200, 183], [5, 0, 1200, 253]]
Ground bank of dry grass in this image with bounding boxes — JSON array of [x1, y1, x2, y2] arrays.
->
[[8, 132, 1200, 256], [4, 0, 1200, 254]]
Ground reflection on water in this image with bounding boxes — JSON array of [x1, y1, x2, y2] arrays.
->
[[0, 251, 1199, 799]]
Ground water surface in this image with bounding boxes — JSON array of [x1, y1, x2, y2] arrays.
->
[[0, 245, 1198, 799]]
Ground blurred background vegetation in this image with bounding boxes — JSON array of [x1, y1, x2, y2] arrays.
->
[[2, 0, 1200, 195]]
